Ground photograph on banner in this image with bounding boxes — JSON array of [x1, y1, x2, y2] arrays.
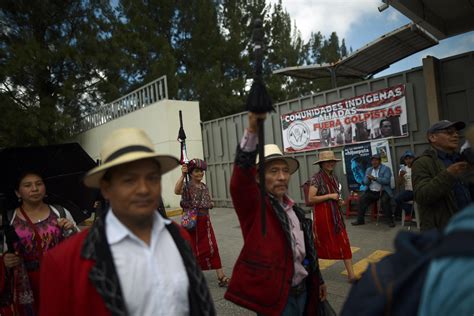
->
[[280, 84, 408, 153]]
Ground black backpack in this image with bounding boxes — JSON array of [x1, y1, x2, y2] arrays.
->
[[341, 229, 474, 316]]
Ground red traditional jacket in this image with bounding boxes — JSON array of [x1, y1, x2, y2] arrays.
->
[[225, 147, 323, 316], [39, 214, 215, 316]]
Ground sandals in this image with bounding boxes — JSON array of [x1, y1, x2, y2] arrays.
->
[[218, 275, 231, 287]]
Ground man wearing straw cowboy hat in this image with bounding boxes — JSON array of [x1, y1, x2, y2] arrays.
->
[[225, 112, 327, 316], [38, 128, 215, 316]]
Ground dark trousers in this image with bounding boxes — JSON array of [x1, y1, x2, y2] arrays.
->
[[394, 190, 414, 214], [357, 190, 393, 223]]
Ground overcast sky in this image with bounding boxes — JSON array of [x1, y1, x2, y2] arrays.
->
[[268, 0, 474, 77]]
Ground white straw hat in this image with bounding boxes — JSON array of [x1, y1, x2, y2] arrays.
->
[[84, 128, 179, 188], [313, 150, 341, 165], [256, 144, 299, 174]]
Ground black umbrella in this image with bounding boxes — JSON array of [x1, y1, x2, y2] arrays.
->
[[246, 19, 275, 236], [0, 143, 98, 224]]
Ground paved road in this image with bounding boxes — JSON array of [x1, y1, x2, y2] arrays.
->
[[172, 207, 412, 315]]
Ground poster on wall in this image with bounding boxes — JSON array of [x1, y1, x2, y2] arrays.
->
[[280, 84, 408, 153], [343, 140, 395, 192], [343, 143, 372, 192]]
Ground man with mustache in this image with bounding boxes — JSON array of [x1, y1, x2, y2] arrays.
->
[[225, 112, 327, 316], [413, 120, 472, 230]]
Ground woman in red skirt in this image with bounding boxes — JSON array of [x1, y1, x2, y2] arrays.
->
[[308, 151, 356, 282], [174, 158, 230, 287]]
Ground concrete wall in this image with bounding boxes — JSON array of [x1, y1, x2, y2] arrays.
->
[[203, 51, 474, 207], [76, 99, 203, 208]]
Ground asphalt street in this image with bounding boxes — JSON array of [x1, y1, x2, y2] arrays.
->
[[171, 207, 409, 315]]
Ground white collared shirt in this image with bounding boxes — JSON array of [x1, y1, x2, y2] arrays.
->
[[369, 167, 383, 192], [106, 209, 190, 316]]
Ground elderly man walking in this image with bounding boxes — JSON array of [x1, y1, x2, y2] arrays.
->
[[39, 128, 215, 316], [413, 120, 472, 230], [225, 112, 327, 316]]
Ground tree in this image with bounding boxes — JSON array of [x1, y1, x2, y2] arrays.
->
[[320, 32, 341, 64], [113, 0, 178, 99], [0, 0, 115, 146], [341, 38, 348, 58]]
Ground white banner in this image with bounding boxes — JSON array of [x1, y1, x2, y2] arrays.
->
[[281, 84, 408, 153]]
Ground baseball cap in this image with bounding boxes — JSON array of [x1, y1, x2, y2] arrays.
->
[[401, 150, 415, 159], [371, 153, 381, 160], [427, 120, 465, 134]]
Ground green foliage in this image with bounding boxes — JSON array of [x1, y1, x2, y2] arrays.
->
[[0, 0, 116, 146], [0, 0, 360, 146]]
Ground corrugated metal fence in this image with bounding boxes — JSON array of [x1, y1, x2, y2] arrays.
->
[[202, 52, 474, 207]]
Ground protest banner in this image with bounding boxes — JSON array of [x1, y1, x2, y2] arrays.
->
[[281, 84, 408, 153]]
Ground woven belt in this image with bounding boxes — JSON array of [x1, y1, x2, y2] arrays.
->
[[197, 209, 209, 216], [288, 281, 306, 297]]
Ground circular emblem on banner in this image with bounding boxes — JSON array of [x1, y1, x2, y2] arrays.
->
[[287, 121, 311, 150]]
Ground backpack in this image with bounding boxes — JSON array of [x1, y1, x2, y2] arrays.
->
[[341, 230, 474, 316], [300, 180, 314, 207]]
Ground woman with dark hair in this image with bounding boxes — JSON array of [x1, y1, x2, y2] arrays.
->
[[174, 159, 230, 287], [1, 171, 78, 315], [308, 151, 356, 282]]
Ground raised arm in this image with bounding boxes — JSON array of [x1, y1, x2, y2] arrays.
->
[[174, 164, 188, 195], [230, 112, 266, 229]]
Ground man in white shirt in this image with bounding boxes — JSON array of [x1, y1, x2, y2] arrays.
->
[[395, 150, 415, 220], [39, 128, 215, 316]]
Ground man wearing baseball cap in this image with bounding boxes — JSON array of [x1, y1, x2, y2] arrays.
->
[[225, 112, 326, 316], [39, 128, 215, 316], [412, 120, 472, 230]]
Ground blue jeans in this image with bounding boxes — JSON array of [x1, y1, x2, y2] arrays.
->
[[282, 289, 307, 316], [395, 190, 414, 213]]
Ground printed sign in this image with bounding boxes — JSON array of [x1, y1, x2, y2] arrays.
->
[[281, 84, 408, 153]]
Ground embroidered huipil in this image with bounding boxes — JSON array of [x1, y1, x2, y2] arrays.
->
[[13, 211, 63, 270]]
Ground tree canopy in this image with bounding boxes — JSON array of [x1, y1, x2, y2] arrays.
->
[[0, 0, 356, 146]]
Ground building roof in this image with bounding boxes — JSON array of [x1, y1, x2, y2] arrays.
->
[[273, 23, 438, 80], [389, 0, 474, 40]]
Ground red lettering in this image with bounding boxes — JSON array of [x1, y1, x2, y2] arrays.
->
[[394, 105, 402, 115]]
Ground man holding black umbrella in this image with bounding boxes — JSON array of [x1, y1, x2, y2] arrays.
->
[[225, 112, 327, 316], [38, 128, 215, 316]]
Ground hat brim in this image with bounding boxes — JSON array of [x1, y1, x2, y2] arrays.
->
[[312, 158, 341, 165], [428, 121, 466, 134], [452, 121, 466, 130], [261, 156, 299, 175], [84, 152, 179, 188]]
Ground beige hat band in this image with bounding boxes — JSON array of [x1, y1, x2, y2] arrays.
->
[[104, 145, 153, 163]]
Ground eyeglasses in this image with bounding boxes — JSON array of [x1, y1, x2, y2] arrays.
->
[[435, 129, 460, 136]]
